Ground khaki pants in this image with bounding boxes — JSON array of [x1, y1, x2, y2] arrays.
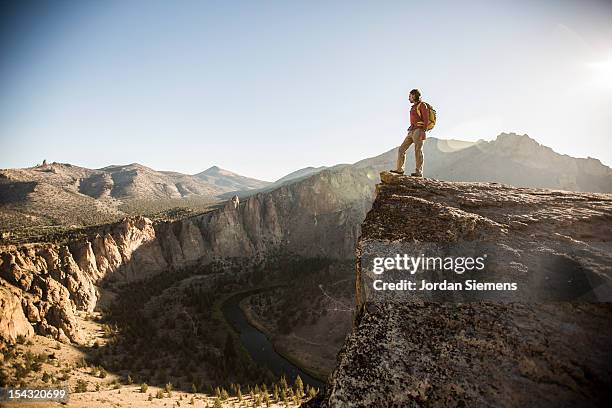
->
[[396, 128, 425, 175]]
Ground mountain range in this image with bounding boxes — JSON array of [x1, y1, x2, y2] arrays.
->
[[1, 132, 611, 234], [0, 162, 269, 231]]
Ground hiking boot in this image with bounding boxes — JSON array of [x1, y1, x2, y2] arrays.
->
[[390, 170, 404, 175], [410, 173, 423, 177]]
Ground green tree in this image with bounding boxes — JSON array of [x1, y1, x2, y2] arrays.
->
[[294, 375, 304, 398], [213, 397, 222, 408], [264, 392, 271, 407], [279, 375, 288, 391]]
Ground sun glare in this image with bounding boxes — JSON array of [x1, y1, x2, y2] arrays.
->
[[587, 55, 612, 89]]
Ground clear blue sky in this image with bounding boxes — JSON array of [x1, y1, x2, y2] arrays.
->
[[1, 0, 611, 181]]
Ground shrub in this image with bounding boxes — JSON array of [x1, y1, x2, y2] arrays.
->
[[140, 383, 148, 393], [75, 379, 88, 393], [35, 353, 48, 364]]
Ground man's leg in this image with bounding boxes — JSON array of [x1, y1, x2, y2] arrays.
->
[[412, 129, 424, 176], [395, 131, 414, 173]]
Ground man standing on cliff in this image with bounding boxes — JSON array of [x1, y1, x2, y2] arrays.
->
[[391, 89, 429, 177]]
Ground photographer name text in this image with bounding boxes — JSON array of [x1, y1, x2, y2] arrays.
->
[[371, 254, 517, 292]]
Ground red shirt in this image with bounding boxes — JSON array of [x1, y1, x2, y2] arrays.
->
[[409, 102, 429, 135]]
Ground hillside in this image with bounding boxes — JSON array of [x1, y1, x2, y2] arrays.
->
[[0, 162, 268, 232]]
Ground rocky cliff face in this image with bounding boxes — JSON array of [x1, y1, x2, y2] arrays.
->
[[321, 173, 612, 407], [0, 216, 163, 343], [0, 166, 377, 343]]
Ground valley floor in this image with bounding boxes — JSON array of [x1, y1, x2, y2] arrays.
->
[[1, 313, 313, 407]]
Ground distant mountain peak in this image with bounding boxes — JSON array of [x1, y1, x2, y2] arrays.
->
[[194, 166, 271, 191], [202, 165, 222, 174], [487, 133, 553, 157], [198, 166, 240, 178], [495, 132, 539, 144]]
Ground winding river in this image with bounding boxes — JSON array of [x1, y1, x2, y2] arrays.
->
[[222, 291, 325, 389]]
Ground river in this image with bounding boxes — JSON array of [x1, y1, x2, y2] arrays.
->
[[222, 291, 325, 390]]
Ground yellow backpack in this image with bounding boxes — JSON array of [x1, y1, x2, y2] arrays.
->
[[415, 102, 436, 131]]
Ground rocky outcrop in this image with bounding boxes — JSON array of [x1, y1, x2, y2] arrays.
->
[[0, 216, 164, 342], [0, 284, 34, 342], [0, 166, 378, 343], [321, 173, 612, 407]]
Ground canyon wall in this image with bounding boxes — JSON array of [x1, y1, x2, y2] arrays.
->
[[0, 166, 377, 343]]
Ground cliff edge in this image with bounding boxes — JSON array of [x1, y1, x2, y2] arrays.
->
[[320, 173, 612, 407]]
